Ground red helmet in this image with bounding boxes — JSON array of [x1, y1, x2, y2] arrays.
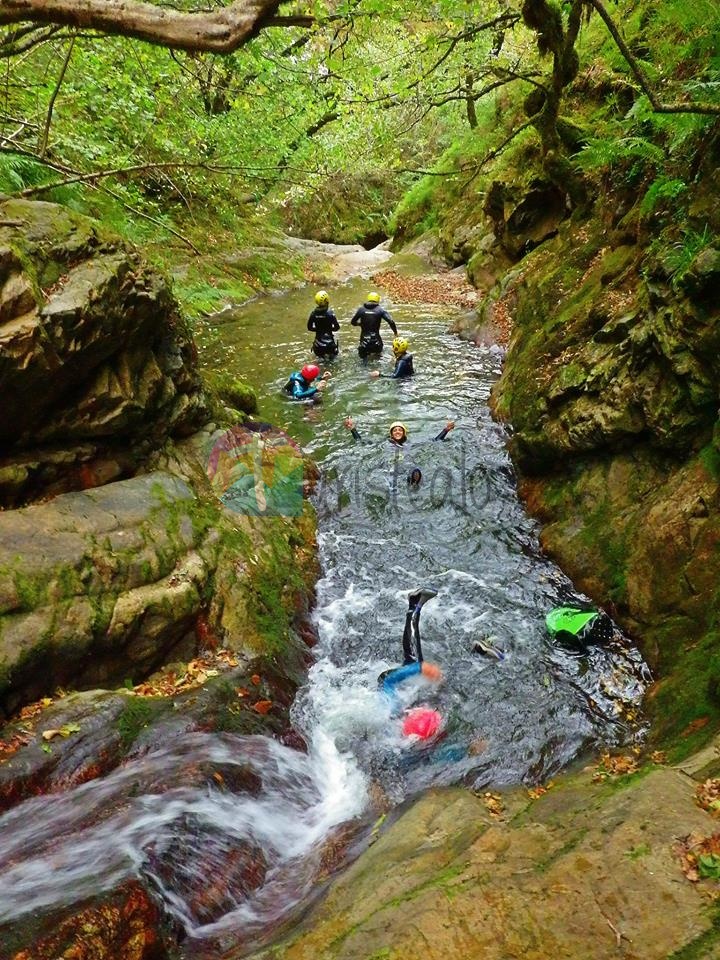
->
[[301, 364, 320, 382]]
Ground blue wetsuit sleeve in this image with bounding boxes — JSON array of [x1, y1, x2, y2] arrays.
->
[[381, 662, 422, 692], [350, 427, 362, 441], [307, 313, 316, 331], [350, 309, 362, 326], [433, 426, 452, 441], [329, 310, 340, 331]]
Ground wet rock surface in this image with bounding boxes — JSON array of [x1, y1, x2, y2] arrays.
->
[[0, 199, 207, 506], [252, 749, 720, 960]]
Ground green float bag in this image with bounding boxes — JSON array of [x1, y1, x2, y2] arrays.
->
[[546, 606, 614, 646]]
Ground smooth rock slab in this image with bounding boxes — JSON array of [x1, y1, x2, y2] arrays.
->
[[0, 471, 213, 716], [255, 765, 720, 960]]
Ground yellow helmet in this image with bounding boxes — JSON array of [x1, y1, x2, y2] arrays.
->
[[315, 290, 329, 307], [392, 337, 409, 357], [367, 291, 380, 304], [388, 421, 408, 441]]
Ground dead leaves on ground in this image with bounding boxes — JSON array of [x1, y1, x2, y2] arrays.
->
[[372, 270, 478, 309], [528, 782, 554, 800], [481, 792, 505, 819], [591, 752, 640, 783], [132, 649, 240, 697], [696, 779, 720, 817], [675, 833, 720, 883]]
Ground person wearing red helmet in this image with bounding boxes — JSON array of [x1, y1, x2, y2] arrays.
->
[[283, 363, 330, 400], [377, 587, 444, 741]]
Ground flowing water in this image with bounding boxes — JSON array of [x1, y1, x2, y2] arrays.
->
[[0, 267, 649, 957]]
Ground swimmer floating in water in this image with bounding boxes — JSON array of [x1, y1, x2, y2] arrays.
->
[[344, 418, 455, 446], [377, 588, 443, 739], [344, 417, 455, 488]]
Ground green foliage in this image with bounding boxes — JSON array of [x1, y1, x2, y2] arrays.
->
[[575, 136, 665, 173], [698, 854, 720, 880], [659, 225, 714, 290], [117, 696, 156, 747], [639, 175, 687, 215]]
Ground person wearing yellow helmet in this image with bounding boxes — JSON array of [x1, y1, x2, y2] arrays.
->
[[308, 289, 339, 358], [370, 336, 414, 380], [350, 291, 397, 359]]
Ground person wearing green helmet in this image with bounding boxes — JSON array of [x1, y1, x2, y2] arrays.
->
[[308, 289, 340, 358], [369, 336, 415, 380], [350, 291, 397, 358]]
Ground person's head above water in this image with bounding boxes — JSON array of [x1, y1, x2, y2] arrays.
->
[[366, 291, 381, 304], [392, 336, 410, 357], [300, 363, 320, 382], [389, 421, 408, 444], [315, 290, 329, 307]]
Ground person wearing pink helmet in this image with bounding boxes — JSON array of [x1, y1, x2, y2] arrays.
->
[[283, 363, 330, 400]]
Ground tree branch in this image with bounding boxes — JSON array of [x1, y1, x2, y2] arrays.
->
[[0, 23, 62, 57], [584, 0, 720, 115], [38, 32, 75, 157], [0, 0, 287, 54]]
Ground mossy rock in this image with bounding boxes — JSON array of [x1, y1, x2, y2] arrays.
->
[[204, 370, 258, 416]]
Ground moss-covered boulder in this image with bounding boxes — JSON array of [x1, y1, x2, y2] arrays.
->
[[0, 199, 208, 506], [0, 463, 318, 718], [252, 748, 720, 960], [486, 214, 720, 742]]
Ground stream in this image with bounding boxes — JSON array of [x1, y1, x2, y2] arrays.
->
[[0, 256, 649, 959]]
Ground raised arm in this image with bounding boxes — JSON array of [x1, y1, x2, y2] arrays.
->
[[344, 416, 362, 441], [433, 421, 456, 441]]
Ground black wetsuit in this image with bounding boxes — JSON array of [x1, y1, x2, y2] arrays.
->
[[377, 589, 436, 709], [379, 352, 414, 378], [307, 307, 339, 358], [350, 302, 397, 358]]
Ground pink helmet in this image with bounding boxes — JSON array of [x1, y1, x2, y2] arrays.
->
[[301, 364, 320, 382]]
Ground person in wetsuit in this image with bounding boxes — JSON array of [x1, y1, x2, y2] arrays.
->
[[377, 588, 442, 712], [344, 418, 455, 446], [344, 418, 454, 488], [307, 290, 340, 358], [350, 291, 397, 358], [369, 337, 415, 380], [283, 363, 329, 400]]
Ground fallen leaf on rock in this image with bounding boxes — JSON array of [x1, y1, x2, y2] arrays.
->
[[592, 752, 639, 782], [696, 779, 720, 816], [528, 782, 554, 800], [482, 792, 504, 818], [675, 833, 720, 883], [236, 687, 250, 698], [41, 723, 80, 742], [251, 674, 262, 686], [252, 700, 273, 714]]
